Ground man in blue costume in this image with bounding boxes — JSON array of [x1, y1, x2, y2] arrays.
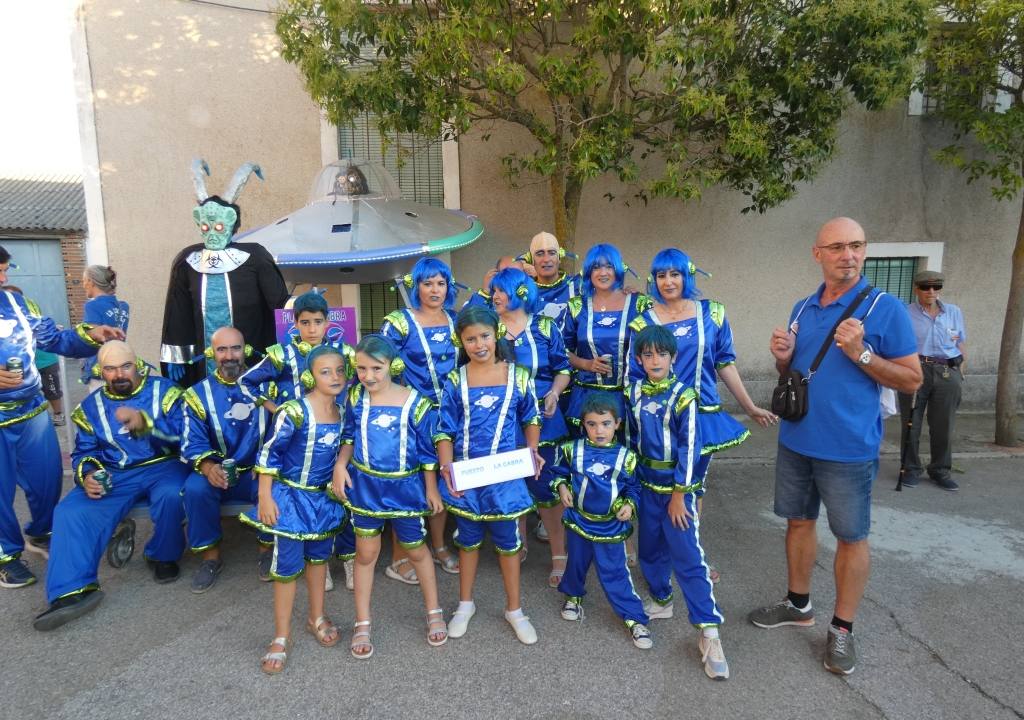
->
[[182, 326, 273, 592], [34, 341, 189, 631], [0, 247, 125, 590], [160, 159, 289, 387]]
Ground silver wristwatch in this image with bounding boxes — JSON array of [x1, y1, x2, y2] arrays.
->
[[858, 348, 873, 366]]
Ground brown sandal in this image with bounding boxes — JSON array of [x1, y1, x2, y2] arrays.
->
[[306, 615, 339, 647]]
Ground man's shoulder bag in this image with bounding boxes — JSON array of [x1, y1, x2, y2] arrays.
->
[[771, 286, 873, 422]]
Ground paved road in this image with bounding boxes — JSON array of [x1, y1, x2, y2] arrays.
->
[[7, 446, 1023, 720]]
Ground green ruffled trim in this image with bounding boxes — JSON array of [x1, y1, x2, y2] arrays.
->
[[55, 582, 101, 601], [701, 429, 750, 456], [562, 519, 633, 543], [237, 512, 342, 540], [444, 503, 535, 522]]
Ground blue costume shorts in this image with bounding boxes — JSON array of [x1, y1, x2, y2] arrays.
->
[[351, 513, 427, 548], [452, 516, 522, 555], [269, 535, 334, 582]]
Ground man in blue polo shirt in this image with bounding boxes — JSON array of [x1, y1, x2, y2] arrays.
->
[[748, 217, 922, 676], [898, 270, 966, 491]]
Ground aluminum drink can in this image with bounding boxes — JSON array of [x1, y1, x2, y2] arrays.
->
[[6, 357, 23, 376], [223, 458, 238, 487], [93, 469, 113, 495]]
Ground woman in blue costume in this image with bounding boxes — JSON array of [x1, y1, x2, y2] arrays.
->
[[380, 257, 461, 579], [80, 265, 130, 390], [490, 267, 572, 588], [332, 335, 447, 658], [563, 243, 652, 428], [436, 305, 543, 645], [241, 345, 348, 674]]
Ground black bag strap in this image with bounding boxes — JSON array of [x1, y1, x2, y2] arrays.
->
[[806, 285, 873, 381]]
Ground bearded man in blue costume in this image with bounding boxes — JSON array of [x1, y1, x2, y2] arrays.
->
[[160, 159, 289, 387]]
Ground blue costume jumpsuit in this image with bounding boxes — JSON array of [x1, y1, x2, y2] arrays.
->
[[564, 293, 652, 425], [624, 376, 723, 627], [506, 314, 571, 507], [552, 438, 647, 625], [181, 369, 272, 552], [80, 294, 130, 384], [46, 372, 189, 602], [0, 291, 106, 568], [629, 299, 749, 488], [239, 337, 356, 561], [339, 385, 439, 547], [534, 272, 582, 332], [435, 365, 541, 554], [240, 399, 347, 581], [379, 308, 458, 407]]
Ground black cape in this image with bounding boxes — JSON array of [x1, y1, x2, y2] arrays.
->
[[160, 242, 289, 387]]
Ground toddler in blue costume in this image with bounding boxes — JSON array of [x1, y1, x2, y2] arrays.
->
[[239, 290, 356, 587], [552, 392, 652, 649], [332, 335, 447, 658], [435, 306, 543, 645], [241, 345, 348, 674], [625, 324, 729, 680]]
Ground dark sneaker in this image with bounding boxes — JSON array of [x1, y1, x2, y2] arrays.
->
[[257, 551, 273, 582], [824, 625, 857, 675], [34, 590, 105, 631], [932, 475, 959, 492], [190, 559, 223, 594], [24, 535, 51, 559], [150, 560, 180, 584], [0, 558, 36, 588], [699, 634, 730, 680], [748, 599, 815, 628]]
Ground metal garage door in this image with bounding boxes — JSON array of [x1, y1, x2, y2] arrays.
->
[[1, 238, 70, 327]]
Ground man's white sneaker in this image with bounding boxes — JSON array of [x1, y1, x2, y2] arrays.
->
[[643, 597, 674, 619], [448, 602, 476, 638], [504, 608, 538, 645], [699, 634, 730, 680]]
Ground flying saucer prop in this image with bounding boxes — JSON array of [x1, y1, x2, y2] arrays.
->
[[237, 160, 484, 285]]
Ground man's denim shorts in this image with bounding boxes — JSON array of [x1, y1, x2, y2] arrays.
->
[[774, 444, 878, 542]]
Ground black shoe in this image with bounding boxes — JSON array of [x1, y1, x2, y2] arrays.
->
[[34, 590, 105, 631], [899, 473, 920, 488], [150, 560, 180, 584], [932, 475, 959, 492]]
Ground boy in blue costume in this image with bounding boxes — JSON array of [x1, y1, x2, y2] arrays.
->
[[182, 326, 273, 592], [552, 392, 652, 650], [34, 341, 188, 630], [625, 324, 730, 680], [0, 248, 125, 590], [241, 345, 348, 674], [436, 306, 543, 645]]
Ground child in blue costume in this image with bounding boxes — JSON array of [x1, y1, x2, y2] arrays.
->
[[332, 335, 447, 658], [241, 345, 348, 674], [380, 257, 462, 579], [435, 305, 543, 645], [552, 392, 652, 650], [80, 265, 130, 388], [240, 290, 356, 587], [625, 324, 730, 680], [564, 243, 652, 427], [490, 267, 572, 588]]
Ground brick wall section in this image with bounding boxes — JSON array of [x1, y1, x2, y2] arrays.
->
[[60, 233, 87, 325]]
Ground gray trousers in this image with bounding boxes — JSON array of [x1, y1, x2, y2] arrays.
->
[[898, 361, 962, 480]]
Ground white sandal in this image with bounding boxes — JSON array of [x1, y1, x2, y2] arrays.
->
[[350, 620, 373, 659], [426, 608, 448, 647], [260, 636, 289, 675]]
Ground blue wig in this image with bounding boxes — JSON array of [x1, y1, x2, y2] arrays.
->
[[648, 248, 703, 302], [293, 289, 329, 317], [488, 268, 541, 314], [582, 243, 626, 296], [408, 257, 458, 310]]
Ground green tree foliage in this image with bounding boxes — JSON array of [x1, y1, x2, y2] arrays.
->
[[921, 1, 1024, 446], [277, 0, 927, 247]]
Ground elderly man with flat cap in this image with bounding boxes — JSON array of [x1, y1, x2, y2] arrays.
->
[[34, 341, 189, 631], [898, 270, 967, 491]]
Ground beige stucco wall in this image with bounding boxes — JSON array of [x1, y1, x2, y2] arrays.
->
[[451, 106, 1022, 410], [80, 0, 322, 365]]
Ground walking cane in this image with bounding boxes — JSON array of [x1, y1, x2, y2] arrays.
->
[[895, 390, 916, 491]]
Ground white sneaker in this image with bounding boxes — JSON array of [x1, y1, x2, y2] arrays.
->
[[504, 608, 538, 645], [643, 597, 673, 619], [699, 633, 730, 680], [324, 566, 335, 592], [343, 559, 354, 591], [448, 602, 476, 638]]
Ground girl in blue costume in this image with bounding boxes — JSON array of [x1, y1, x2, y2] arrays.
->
[[242, 345, 348, 675], [490, 267, 572, 588], [332, 335, 447, 658], [80, 265, 130, 390], [380, 257, 461, 579], [564, 243, 652, 429], [436, 306, 543, 645]]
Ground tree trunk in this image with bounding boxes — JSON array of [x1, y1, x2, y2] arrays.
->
[[994, 192, 1024, 446], [549, 173, 583, 252]]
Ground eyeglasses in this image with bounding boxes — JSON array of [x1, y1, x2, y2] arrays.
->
[[815, 241, 868, 254], [917, 284, 943, 291]]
